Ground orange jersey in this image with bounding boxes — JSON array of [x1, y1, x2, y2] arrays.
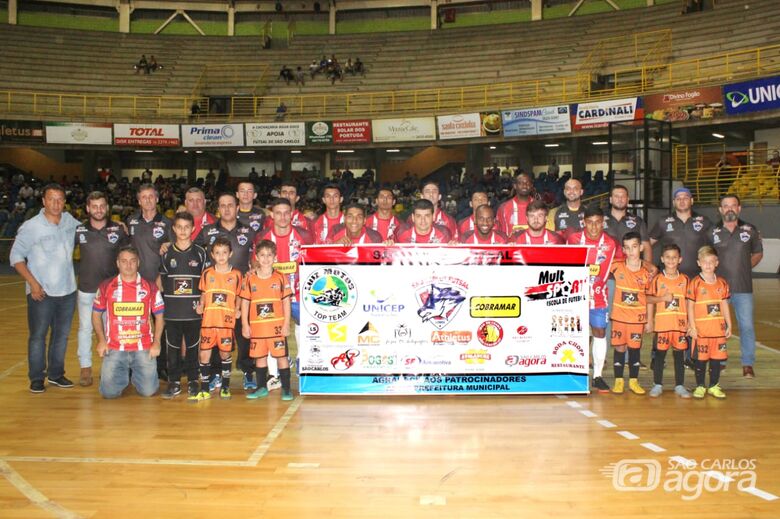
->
[[609, 260, 652, 324], [648, 271, 689, 332], [687, 275, 730, 338], [199, 266, 242, 329], [240, 270, 292, 339]]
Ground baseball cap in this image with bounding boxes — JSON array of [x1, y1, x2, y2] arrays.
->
[[673, 187, 692, 199]]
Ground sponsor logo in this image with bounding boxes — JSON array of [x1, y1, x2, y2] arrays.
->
[[303, 267, 357, 322], [173, 278, 192, 295], [431, 330, 472, 344], [361, 352, 397, 368], [330, 349, 359, 371], [307, 323, 320, 335], [550, 312, 583, 336], [525, 270, 587, 307], [413, 276, 468, 329], [516, 325, 528, 335], [505, 354, 548, 367], [363, 289, 405, 315], [327, 323, 347, 343], [551, 340, 586, 369], [394, 323, 411, 339], [302, 365, 329, 372], [402, 356, 453, 368], [469, 296, 521, 318], [79, 233, 87, 244], [112, 302, 144, 316], [460, 349, 491, 364], [476, 320, 504, 347], [357, 321, 381, 345]]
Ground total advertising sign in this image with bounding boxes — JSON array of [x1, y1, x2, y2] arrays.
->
[[372, 117, 436, 143], [181, 124, 244, 147], [437, 113, 482, 140], [0, 120, 45, 144], [572, 97, 643, 130], [245, 123, 306, 147], [113, 124, 180, 146], [45, 123, 112, 145], [723, 75, 780, 115], [298, 245, 591, 396], [502, 105, 571, 137]]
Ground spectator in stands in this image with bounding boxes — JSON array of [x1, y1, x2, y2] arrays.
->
[[295, 66, 305, 87], [276, 102, 288, 121], [263, 34, 272, 49], [767, 150, 780, 170], [148, 55, 161, 73], [354, 57, 364, 75], [135, 55, 148, 74], [278, 65, 293, 85], [190, 101, 201, 118], [345, 58, 354, 75], [309, 60, 319, 78], [548, 159, 560, 178], [716, 154, 735, 199]]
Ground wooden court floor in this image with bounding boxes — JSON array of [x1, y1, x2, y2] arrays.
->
[[0, 275, 779, 518]]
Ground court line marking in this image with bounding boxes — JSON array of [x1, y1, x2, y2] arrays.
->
[[641, 442, 666, 453], [565, 401, 582, 409], [579, 410, 597, 418], [0, 361, 24, 381], [0, 460, 83, 519], [705, 470, 734, 483], [616, 431, 639, 440], [596, 419, 616, 428], [419, 495, 446, 506], [287, 462, 320, 469], [756, 320, 780, 330], [246, 396, 304, 465], [0, 303, 27, 312], [0, 280, 25, 287], [742, 486, 780, 501]]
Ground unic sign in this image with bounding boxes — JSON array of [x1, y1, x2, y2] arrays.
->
[[723, 75, 780, 115]]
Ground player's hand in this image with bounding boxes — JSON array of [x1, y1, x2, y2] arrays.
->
[[448, 239, 458, 245], [242, 324, 251, 339], [30, 282, 46, 301], [282, 323, 290, 337], [663, 292, 673, 302], [336, 236, 352, 246], [235, 309, 241, 320], [96, 340, 108, 357], [159, 242, 171, 255], [150, 341, 161, 359], [644, 322, 653, 334], [725, 325, 732, 339], [383, 239, 394, 246], [687, 327, 698, 339], [195, 301, 203, 315]]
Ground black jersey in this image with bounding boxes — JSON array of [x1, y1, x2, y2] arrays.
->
[[126, 212, 173, 282], [237, 206, 266, 233], [75, 221, 129, 293], [196, 221, 257, 274], [159, 243, 208, 321]]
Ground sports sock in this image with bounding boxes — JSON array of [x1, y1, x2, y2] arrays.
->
[[709, 359, 721, 386], [628, 348, 641, 379], [653, 349, 668, 385], [673, 349, 685, 386], [613, 350, 625, 379], [255, 367, 269, 390], [199, 362, 210, 392], [279, 367, 291, 391], [592, 337, 607, 378], [695, 360, 707, 387], [221, 356, 232, 389]]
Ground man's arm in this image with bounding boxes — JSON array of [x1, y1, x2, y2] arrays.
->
[[641, 240, 653, 263], [149, 313, 164, 359], [751, 252, 763, 268], [93, 310, 108, 357], [14, 262, 45, 301]]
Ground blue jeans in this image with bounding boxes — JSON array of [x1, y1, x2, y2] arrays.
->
[[77, 291, 97, 368], [731, 293, 755, 366], [27, 292, 76, 382], [99, 349, 160, 399]]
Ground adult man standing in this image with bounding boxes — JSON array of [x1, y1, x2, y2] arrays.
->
[[93, 246, 164, 399], [458, 188, 490, 237], [547, 178, 585, 240], [603, 185, 652, 262], [74, 192, 129, 386], [236, 181, 265, 232], [184, 187, 216, 240], [395, 199, 452, 244], [365, 187, 401, 241], [711, 195, 763, 378], [459, 205, 507, 244], [127, 184, 173, 283], [277, 180, 311, 232], [510, 201, 564, 244], [11, 184, 81, 393], [327, 204, 383, 244], [496, 172, 534, 237], [414, 180, 458, 239], [312, 184, 344, 244]]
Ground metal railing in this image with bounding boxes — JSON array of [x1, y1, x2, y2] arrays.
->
[[677, 164, 780, 205]]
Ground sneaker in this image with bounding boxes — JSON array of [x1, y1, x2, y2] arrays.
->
[[187, 381, 200, 398], [692, 386, 706, 399], [79, 367, 93, 387], [47, 376, 74, 388], [707, 384, 726, 399], [198, 390, 212, 401], [161, 382, 181, 399], [246, 387, 269, 400], [209, 374, 222, 392], [243, 372, 257, 391], [220, 387, 232, 399], [648, 384, 663, 398], [639, 362, 649, 371], [674, 385, 692, 399], [629, 378, 645, 395], [743, 366, 755, 378], [592, 377, 610, 393], [30, 380, 45, 393], [281, 389, 294, 401], [612, 379, 624, 394], [267, 376, 281, 391]]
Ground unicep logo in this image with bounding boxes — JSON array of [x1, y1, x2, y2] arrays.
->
[[725, 76, 780, 114]]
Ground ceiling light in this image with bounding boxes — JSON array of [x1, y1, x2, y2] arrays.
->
[[544, 143, 560, 148], [712, 133, 725, 139]]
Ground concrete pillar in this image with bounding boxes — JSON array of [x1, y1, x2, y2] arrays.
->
[[515, 146, 533, 174], [278, 151, 292, 178], [466, 144, 484, 179], [531, 0, 542, 21], [570, 137, 586, 179], [324, 151, 332, 177], [430, 0, 438, 30], [227, 4, 235, 36], [8, 0, 18, 25], [329, 2, 337, 35], [81, 152, 98, 186], [118, 0, 130, 34], [186, 151, 197, 184], [374, 149, 386, 184]]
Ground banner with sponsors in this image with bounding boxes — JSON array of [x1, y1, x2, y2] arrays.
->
[[333, 120, 371, 144], [113, 124, 180, 146], [298, 245, 590, 396], [45, 123, 112, 145], [0, 120, 44, 144], [182, 124, 244, 147], [306, 121, 332, 144], [245, 122, 305, 147], [372, 117, 436, 143], [572, 97, 643, 130], [437, 113, 482, 140], [723, 75, 780, 115], [502, 105, 571, 137], [644, 87, 723, 122]]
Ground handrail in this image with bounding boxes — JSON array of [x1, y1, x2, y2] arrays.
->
[[2, 43, 780, 120], [677, 164, 780, 206]]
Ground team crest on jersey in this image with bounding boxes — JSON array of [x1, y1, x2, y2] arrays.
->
[[625, 219, 636, 229], [212, 293, 227, 306], [666, 223, 674, 232], [170, 258, 177, 268], [152, 226, 164, 239], [713, 234, 721, 244], [740, 232, 750, 242], [250, 221, 260, 231], [238, 234, 248, 247], [107, 232, 119, 244], [79, 233, 87, 244], [692, 221, 703, 232]]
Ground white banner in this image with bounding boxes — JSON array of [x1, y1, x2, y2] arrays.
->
[[502, 105, 571, 137], [113, 124, 180, 146], [181, 124, 244, 147], [372, 117, 436, 143], [45, 123, 112, 145], [573, 97, 640, 129], [246, 122, 306, 146], [437, 113, 482, 140]]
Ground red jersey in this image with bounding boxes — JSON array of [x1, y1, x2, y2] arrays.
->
[[365, 213, 401, 241], [406, 209, 458, 240], [687, 275, 730, 338], [93, 274, 164, 351], [313, 212, 344, 244], [510, 229, 564, 245], [459, 229, 507, 244], [395, 224, 451, 244], [496, 197, 531, 236], [190, 212, 216, 241], [567, 231, 617, 309], [254, 225, 313, 302], [458, 215, 499, 237], [262, 209, 310, 232], [326, 225, 383, 244]]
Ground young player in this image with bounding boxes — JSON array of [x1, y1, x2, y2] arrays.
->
[[241, 240, 294, 401], [195, 237, 242, 400], [609, 232, 653, 395], [646, 243, 691, 398], [687, 246, 732, 399], [158, 211, 208, 400]]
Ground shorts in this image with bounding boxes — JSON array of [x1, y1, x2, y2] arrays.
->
[[656, 331, 688, 352], [611, 321, 644, 349], [249, 337, 288, 359], [693, 337, 728, 361], [200, 328, 234, 352], [589, 308, 608, 329]]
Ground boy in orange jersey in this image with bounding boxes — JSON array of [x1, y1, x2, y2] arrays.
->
[[687, 246, 732, 399], [195, 237, 242, 401], [609, 232, 653, 395], [241, 240, 293, 401], [646, 244, 691, 398]]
